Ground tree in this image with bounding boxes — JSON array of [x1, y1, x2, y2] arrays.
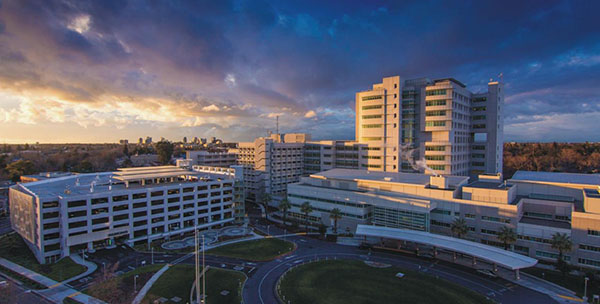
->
[[155, 141, 174, 165], [278, 198, 291, 226], [329, 208, 342, 234], [450, 218, 468, 239], [318, 223, 327, 239], [5, 160, 35, 182], [497, 226, 517, 250], [300, 201, 313, 233], [122, 144, 130, 157], [261, 193, 271, 220], [551, 232, 572, 277]]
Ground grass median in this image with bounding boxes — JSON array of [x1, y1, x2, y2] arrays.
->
[[279, 259, 492, 304], [143, 264, 246, 304], [206, 238, 294, 261], [0, 233, 86, 281]]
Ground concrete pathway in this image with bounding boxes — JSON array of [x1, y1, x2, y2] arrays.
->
[[63, 254, 98, 284], [132, 264, 170, 304], [512, 272, 584, 304], [0, 257, 106, 304]]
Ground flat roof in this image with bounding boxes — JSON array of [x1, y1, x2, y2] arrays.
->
[[519, 217, 571, 230], [356, 225, 537, 270], [15, 166, 231, 198], [113, 166, 198, 182], [465, 180, 512, 190], [511, 171, 600, 187], [311, 169, 468, 188]]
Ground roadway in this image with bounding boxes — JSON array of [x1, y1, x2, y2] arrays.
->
[[66, 215, 556, 304]]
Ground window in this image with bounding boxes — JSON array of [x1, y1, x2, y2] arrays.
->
[[481, 228, 498, 235], [43, 222, 59, 229], [183, 195, 194, 201], [43, 233, 59, 241], [580, 244, 600, 252], [579, 258, 600, 267], [361, 137, 382, 141], [537, 250, 570, 261], [465, 213, 476, 219], [472, 106, 486, 112], [133, 211, 146, 217], [167, 189, 180, 195], [68, 200, 86, 208], [69, 221, 87, 229], [183, 187, 194, 193], [425, 110, 446, 116], [92, 217, 108, 225], [431, 209, 451, 215], [91, 197, 109, 205], [133, 202, 147, 209], [362, 124, 383, 129], [426, 89, 446, 96], [481, 215, 510, 224], [430, 165, 445, 171], [113, 195, 129, 202], [113, 204, 128, 212], [425, 155, 445, 161], [473, 97, 487, 103], [588, 229, 600, 236], [426, 100, 447, 106], [197, 186, 208, 191], [43, 212, 59, 219], [68, 210, 87, 218], [113, 214, 129, 221], [91, 208, 108, 215], [362, 105, 382, 110], [168, 197, 180, 203], [132, 193, 147, 199], [362, 95, 382, 101], [151, 209, 163, 215], [362, 114, 382, 119], [472, 115, 486, 120], [42, 201, 59, 208], [426, 146, 445, 151], [473, 124, 486, 129], [425, 121, 446, 127], [151, 191, 164, 197]]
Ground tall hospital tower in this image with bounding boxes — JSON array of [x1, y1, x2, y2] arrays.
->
[[355, 76, 503, 177]]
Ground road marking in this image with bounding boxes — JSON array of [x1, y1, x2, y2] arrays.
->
[[557, 294, 584, 302]]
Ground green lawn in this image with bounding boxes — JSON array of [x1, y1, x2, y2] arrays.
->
[[279, 260, 492, 304], [143, 264, 246, 304], [207, 238, 294, 261], [84, 263, 164, 304], [524, 267, 599, 298], [0, 233, 86, 281]]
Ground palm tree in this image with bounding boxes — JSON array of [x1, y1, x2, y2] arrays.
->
[[300, 201, 313, 233], [497, 226, 517, 250], [450, 218, 468, 239], [261, 193, 271, 220], [551, 232, 572, 276], [278, 198, 291, 226], [329, 208, 342, 234]]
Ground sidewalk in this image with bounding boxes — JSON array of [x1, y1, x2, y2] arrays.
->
[[132, 264, 171, 304], [510, 272, 584, 304], [0, 257, 106, 304], [64, 254, 98, 284]]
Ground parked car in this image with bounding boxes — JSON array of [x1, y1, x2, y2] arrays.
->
[[476, 269, 498, 279], [358, 242, 373, 250]]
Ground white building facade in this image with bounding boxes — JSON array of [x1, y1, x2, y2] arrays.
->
[[9, 166, 243, 264]]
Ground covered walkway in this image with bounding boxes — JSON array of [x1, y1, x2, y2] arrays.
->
[[355, 224, 538, 279]]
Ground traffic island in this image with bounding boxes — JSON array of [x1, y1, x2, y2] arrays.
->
[[278, 259, 493, 304]]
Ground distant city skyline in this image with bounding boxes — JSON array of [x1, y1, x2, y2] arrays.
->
[[0, 1, 599, 144]]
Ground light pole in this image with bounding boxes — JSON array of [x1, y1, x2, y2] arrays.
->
[[102, 262, 106, 274], [202, 234, 206, 304], [584, 277, 589, 302], [151, 247, 154, 265], [134, 274, 139, 292], [267, 225, 270, 236]]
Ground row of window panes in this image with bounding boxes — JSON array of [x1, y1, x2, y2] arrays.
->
[[362, 124, 383, 129], [362, 95, 382, 101], [426, 100, 447, 107], [425, 121, 446, 127], [425, 110, 446, 116], [425, 155, 445, 161], [426, 89, 446, 96], [362, 105, 382, 110], [362, 114, 382, 119]]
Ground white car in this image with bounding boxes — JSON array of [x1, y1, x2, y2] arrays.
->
[[476, 269, 498, 279], [395, 272, 405, 278]]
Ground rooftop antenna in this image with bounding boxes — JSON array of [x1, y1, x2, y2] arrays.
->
[[498, 72, 504, 83]]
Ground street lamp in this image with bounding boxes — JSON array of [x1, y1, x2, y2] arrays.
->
[[102, 262, 106, 274], [134, 274, 139, 292], [584, 277, 589, 302]]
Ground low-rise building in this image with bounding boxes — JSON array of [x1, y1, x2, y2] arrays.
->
[[186, 150, 237, 167], [287, 169, 600, 270], [9, 165, 244, 264]]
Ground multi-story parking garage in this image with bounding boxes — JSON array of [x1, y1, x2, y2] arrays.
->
[[9, 165, 244, 264]]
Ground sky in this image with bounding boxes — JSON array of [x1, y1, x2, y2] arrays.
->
[[0, 0, 599, 144]]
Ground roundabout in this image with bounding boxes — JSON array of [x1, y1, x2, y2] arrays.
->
[[277, 259, 491, 304], [160, 226, 253, 250]]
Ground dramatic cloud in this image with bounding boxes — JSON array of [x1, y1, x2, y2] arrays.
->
[[0, 0, 598, 143]]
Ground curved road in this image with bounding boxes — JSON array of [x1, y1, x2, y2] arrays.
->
[[243, 224, 556, 304]]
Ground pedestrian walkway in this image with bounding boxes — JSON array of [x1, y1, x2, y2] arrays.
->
[[63, 254, 98, 284], [132, 264, 170, 304], [0, 257, 106, 304], [510, 272, 583, 304]]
